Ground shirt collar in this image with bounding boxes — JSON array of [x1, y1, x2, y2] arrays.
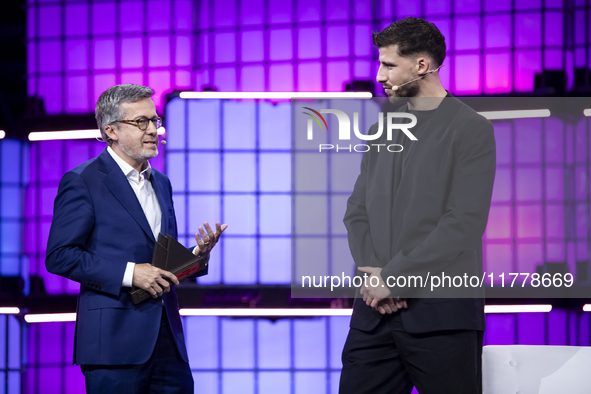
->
[[107, 146, 152, 180]]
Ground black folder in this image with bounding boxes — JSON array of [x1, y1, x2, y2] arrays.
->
[[129, 234, 208, 305]]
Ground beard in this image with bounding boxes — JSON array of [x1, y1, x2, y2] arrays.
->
[[119, 141, 158, 162], [386, 74, 421, 105]]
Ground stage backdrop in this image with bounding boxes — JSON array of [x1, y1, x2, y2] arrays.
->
[[7, 96, 591, 394], [1, 0, 590, 392], [25, 0, 587, 114]]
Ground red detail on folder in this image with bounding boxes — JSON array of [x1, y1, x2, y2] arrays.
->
[[176, 264, 201, 281]]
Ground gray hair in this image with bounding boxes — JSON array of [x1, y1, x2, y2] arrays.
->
[[95, 84, 154, 146]]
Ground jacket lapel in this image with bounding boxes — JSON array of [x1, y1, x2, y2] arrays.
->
[[98, 149, 156, 244], [150, 173, 171, 237]]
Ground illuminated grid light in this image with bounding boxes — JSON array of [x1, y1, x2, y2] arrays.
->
[[24, 321, 85, 392], [27, 0, 195, 113], [482, 113, 587, 285], [20, 310, 591, 394], [23, 316, 347, 394], [0, 314, 22, 393], [27, 0, 579, 115], [166, 97, 294, 285], [0, 138, 27, 282]]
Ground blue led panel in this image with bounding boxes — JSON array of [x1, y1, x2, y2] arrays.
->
[[0, 139, 26, 280], [294, 319, 327, 368], [186, 317, 219, 368], [259, 372, 291, 394], [167, 98, 296, 285], [223, 153, 256, 192], [193, 372, 218, 393], [259, 195, 290, 234], [178, 316, 357, 393], [223, 238, 257, 284], [258, 319, 290, 368], [329, 316, 350, 368], [259, 238, 291, 284], [222, 319, 255, 369]]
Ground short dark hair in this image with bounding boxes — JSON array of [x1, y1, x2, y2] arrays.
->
[[372, 17, 446, 67], [95, 84, 154, 146]]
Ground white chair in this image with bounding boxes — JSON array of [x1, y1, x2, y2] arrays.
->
[[482, 345, 591, 394]]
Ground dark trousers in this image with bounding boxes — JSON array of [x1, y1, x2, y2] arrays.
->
[[81, 311, 194, 394], [339, 312, 483, 394]]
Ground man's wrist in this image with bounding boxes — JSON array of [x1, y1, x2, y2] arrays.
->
[[122, 262, 135, 287]]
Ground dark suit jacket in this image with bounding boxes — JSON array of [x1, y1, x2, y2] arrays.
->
[[46, 148, 191, 365], [344, 95, 496, 334]]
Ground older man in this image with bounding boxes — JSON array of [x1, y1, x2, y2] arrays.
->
[[46, 84, 227, 393]]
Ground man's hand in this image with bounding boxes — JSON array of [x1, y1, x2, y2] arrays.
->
[[358, 266, 391, 301], [132, 264, 179, 298], [358, 266, 408, 311], [194, 221, 228, 255], [363, 297, 408, 314], [367, 297, 395, 314]]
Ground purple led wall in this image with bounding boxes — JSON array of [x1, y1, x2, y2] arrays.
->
[[0, 314, 22, 394], [0, 139, 26, 394], [26, 0, 590, 114], [165, 98, 293, 285], [483, 116, 591, 277], [26, 322, 84, 394], [0, 139, 27, 280], [485, 310, 591, 346], [22, 312, 591, 394], [28, 0, 195, 113], [19, 107, 591, 393]]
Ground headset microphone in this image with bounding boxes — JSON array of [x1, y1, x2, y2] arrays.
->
[[391, 65, 443, 91], [160, 139, 167, 145]]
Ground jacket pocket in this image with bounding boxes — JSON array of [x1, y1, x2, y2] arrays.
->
[[86, 294, 132, 310]]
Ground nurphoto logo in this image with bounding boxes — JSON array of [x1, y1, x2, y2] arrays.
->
[[302, 107, 418, 153]]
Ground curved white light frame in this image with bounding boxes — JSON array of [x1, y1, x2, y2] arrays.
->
[[179, 308, 353, 317], [0, 307, 20, 314], [24, 313, 77, 323], [484, 304, 552, 313], [478, 109, 551, 120], [28, 127, 166, 142], [23, 304, 559, 322], [179, 92, 372, 99]]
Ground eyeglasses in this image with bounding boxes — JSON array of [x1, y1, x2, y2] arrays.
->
[[113, 117, 164, 131]]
